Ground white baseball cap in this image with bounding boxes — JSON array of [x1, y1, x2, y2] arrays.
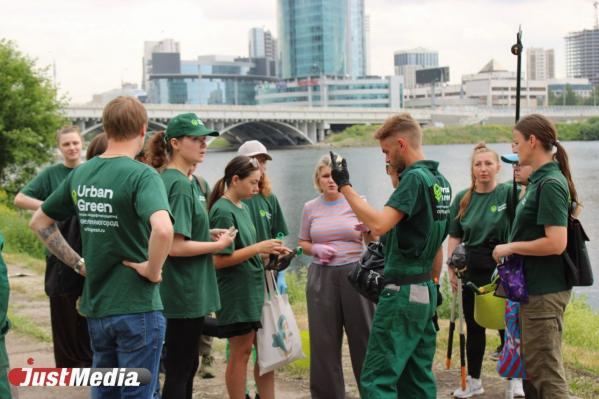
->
[[237, 140, 272, 160]]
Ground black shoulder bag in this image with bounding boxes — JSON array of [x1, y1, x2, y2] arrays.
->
[[538, 179, 593, 286]]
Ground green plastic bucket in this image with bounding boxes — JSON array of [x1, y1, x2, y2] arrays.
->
[[474, 283, 506, 330]]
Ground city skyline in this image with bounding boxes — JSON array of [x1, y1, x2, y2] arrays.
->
[[0, 0, 591, 103]]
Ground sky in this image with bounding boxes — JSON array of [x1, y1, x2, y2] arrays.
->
[[0, 0, 593, 103]]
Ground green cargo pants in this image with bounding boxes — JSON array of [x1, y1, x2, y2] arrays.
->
[[360, 281, 437, 399]]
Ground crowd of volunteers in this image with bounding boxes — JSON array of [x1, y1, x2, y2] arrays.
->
[[0, 95, 580, 399]]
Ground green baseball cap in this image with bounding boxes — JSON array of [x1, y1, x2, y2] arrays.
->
[[165, 113, 219, 140]]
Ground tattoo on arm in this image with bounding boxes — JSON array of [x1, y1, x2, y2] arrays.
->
[[37, 224, 81, 269]]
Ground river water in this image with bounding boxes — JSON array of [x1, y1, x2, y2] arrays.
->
[[198, 141, 599, 309]]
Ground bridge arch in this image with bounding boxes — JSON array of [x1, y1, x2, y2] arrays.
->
[[218, 120, 313, 146]]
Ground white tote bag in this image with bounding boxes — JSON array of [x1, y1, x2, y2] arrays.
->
[[257, 271, 304, 375]]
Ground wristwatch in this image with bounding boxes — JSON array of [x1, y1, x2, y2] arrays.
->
[[74, 258, 85, 275]]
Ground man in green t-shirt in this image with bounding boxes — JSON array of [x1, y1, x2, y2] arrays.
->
[[29, 96, 173, 399], [14, 125, 92, 368], [331, 113, 451, 399], [0, 232, 11, 398]]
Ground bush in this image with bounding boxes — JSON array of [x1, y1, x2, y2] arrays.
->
[[0, 202, 44, 259]]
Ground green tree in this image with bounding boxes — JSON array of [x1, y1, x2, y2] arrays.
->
[[0, 39, 65, 197]]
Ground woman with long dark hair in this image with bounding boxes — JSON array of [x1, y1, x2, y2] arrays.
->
[[493, 114, 576, 398], [146, 113, 233, 399], [208, 155, 284, 399]]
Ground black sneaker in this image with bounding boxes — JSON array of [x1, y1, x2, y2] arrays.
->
[[490, 345, 502, 361]]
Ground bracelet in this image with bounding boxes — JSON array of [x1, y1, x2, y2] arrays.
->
[[74, 258, 85, 275]]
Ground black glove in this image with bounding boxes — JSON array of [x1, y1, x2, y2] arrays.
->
[[329, 151, 351, 190], [436, 283, 443, 307]]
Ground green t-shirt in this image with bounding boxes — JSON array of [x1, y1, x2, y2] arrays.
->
[[41, 157, 172, 318], [449, 183, 512, 246], [209, 198, 264, 325], [159, 169, 220, 319], [384, 160, 451, 279], [449, 182, 512, 284], [0, 233, 9, 337], [21, 163, 75, 257], [510, 162, 570, 295], [20, 163, 73, 200], [242, 193, 289, 241], [191, 174, 211, 212]]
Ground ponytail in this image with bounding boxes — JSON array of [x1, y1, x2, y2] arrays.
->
[[208, 178, 227, 211], [259, 173, 272, 197], [146, 131, 171, 171], [554, 142, 579, 205], [457, 183, 475, 220]]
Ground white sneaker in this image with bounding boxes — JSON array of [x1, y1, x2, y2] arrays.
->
[[512, 378, 525, 397], [453, 376, 485, 398]]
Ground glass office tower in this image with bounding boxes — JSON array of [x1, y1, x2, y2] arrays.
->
[[279, 0, 365, 79]]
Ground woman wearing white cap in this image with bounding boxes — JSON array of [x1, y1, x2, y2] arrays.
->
[[237, 140, 291, 292]]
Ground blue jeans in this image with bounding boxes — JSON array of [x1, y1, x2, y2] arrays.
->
[[87, 311, 166, 399]]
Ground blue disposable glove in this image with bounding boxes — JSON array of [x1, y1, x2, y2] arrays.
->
[[277, 271, 288, 294]]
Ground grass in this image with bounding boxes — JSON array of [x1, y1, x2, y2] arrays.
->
[[282, 268, 599, 397], [3, 252, 45, 275], [0, 203, 45, 260], [208, 137, 233, 150], [7, 310, 52, 343], [324, 119, 599, 147]]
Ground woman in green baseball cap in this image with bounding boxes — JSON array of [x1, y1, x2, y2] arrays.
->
[[147, 113, 234, 399]]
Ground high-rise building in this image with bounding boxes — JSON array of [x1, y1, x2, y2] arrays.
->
[[347, 0, 366, 78], [566, 28, 599, 86], [364, 15, 371, 75], [278, 0, 366, 79], [142, 39, 180, 91], [147, 55, 277, 105], [394, 48, 439, 88], [249, 27, 278, 76], [249, 27, 277, 60], [526, 47, 555, 80]]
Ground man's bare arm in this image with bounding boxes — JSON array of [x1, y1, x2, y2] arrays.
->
[[30, 209, 81, 270], [14, 193, 43, 211]]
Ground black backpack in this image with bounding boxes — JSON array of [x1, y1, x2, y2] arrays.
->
[[537, 178, 593, 287]]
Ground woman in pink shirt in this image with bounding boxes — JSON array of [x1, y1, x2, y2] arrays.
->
[[298, 154, 376, 399]]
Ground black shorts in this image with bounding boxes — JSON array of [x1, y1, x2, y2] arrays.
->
[[201, 317, 262, 338]]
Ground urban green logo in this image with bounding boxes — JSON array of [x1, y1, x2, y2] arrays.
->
[[71, 190, 78, 204], [433, 184, 443, 202], [75, 185, 114, 213], [490, 205, 498, 213], [259, 209, 272, 220], [191, 119, 205, 127]]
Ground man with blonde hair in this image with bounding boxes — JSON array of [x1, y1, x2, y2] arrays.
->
[[30, 96, 173, 398], [330, 112, 451, 398]]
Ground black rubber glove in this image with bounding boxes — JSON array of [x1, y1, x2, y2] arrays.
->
[[436, 283, 443, 307], [329, 151, 351, 190]]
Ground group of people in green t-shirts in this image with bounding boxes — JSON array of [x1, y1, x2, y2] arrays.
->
[[0, 95, 579, 399]]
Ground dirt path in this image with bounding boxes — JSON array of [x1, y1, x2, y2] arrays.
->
[[5, 259, 511, 398]]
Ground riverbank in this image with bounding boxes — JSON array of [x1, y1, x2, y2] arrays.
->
[[2, 248, 598, 397], [324, 117, 599, 147]]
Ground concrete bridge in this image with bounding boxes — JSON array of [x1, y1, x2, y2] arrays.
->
[[64, 104, 597, 146]]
